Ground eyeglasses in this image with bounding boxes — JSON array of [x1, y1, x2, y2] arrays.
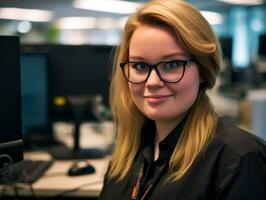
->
[[120, 59, 194, 84]]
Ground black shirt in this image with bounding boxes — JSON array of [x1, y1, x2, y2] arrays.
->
[[99, 117, 266, 200], [139, 118, 185, 199]]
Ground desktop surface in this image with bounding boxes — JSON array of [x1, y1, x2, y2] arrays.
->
[[0, 151, 109, 199]]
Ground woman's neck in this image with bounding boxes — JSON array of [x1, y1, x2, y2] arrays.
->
[[155, 117, 183, 144], [153, 115, 186, 161], [154, 117, 183, 160]]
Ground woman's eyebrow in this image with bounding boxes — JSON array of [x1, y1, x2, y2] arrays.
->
[[128, 55, 145, 60], [161, 52, 189, 59], [129, 52, 189, 61]]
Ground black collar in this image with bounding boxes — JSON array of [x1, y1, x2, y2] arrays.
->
[[141, 118, 187, 164]]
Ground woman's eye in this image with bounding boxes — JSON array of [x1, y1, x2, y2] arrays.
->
[[163, 61, 180, 70], [132, 63, 148, 71]]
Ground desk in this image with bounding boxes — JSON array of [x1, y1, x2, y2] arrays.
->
[[1, 151, 110, 198]]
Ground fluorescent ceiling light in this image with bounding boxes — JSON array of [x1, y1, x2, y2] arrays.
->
[[200, 11, 223, 25], [218, 0, 263, 5], [73, 0, 142, 14], [56, 17, 97, 29], [17, 21, 32, 33], [97, 18, 116, 29], [0, 7, 53, 22]]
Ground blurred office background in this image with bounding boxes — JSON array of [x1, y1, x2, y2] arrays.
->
[[0, 0, 265, 60], [1, 0, 266, 142]]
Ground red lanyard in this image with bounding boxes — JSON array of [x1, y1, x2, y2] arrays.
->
[[131, 161, 167, 200]]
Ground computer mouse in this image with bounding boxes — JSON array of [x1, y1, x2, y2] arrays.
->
[[67, 160, 95, 176]]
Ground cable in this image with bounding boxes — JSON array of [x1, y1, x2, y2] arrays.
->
[[27, 182, 37, 199], [11, 171, 38, 199], [1, 185, 7, 198], [0, 154, 13, 178], [14, 185, 19, 199], [1, 183, 19, 200]]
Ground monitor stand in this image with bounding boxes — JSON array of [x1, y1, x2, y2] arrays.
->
[[49, 96, 110, 160]]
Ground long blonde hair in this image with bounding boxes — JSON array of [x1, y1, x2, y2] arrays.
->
[[108, 0, 222, 182]]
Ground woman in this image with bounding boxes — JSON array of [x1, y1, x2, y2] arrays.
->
[[99, 0, 266, 199]]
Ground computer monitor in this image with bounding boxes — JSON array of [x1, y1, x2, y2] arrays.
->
[[49, 45, 113, 105], [219, 36, 233, 62], [21, 44, 115, 159], [21, 44, 114, 107], [0, 36, 23, 169], [49, 45, 114, 159], [257, 34, 266, 84], [258, 34, 266, 57], [20, 53, 54, 149]]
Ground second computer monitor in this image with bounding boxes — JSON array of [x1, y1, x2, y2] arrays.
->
[[20, 53, 51, 136], [49, 45, 114, 104], [0, 36, 23, 168]]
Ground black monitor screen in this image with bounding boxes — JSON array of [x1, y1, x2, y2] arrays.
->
[[0, 36, 23, 167], [20, 53, 50, 136], [219, 36, 233, 62], [258, 34, 266, 56], [49, 45, 114, 105]]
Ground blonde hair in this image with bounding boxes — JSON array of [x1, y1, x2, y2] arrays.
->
[[108, 0, 222, 182]]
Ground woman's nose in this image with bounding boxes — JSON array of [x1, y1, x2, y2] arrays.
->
[[146, 69, 164, 87]]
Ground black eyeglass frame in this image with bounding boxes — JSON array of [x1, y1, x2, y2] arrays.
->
[[120, 59, 194, 84]]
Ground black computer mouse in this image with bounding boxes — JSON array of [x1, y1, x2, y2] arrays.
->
[[67, 160, 95, 176]]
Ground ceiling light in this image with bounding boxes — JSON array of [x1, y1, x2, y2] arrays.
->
[[17, 21, 32, 33], [56, 17, 97, 29], [97, 18, 116, 29], [73, 0, 142, 14], [0, 7, 53, 22], [218, 0, 263, 5], [200, 11, 223, 25], [251, 19, 263, 32]]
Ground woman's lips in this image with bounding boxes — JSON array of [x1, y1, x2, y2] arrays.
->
[[144, 95, 173, 104]]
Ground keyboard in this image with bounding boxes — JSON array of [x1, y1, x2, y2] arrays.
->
[[0, 159, 53, 184]]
